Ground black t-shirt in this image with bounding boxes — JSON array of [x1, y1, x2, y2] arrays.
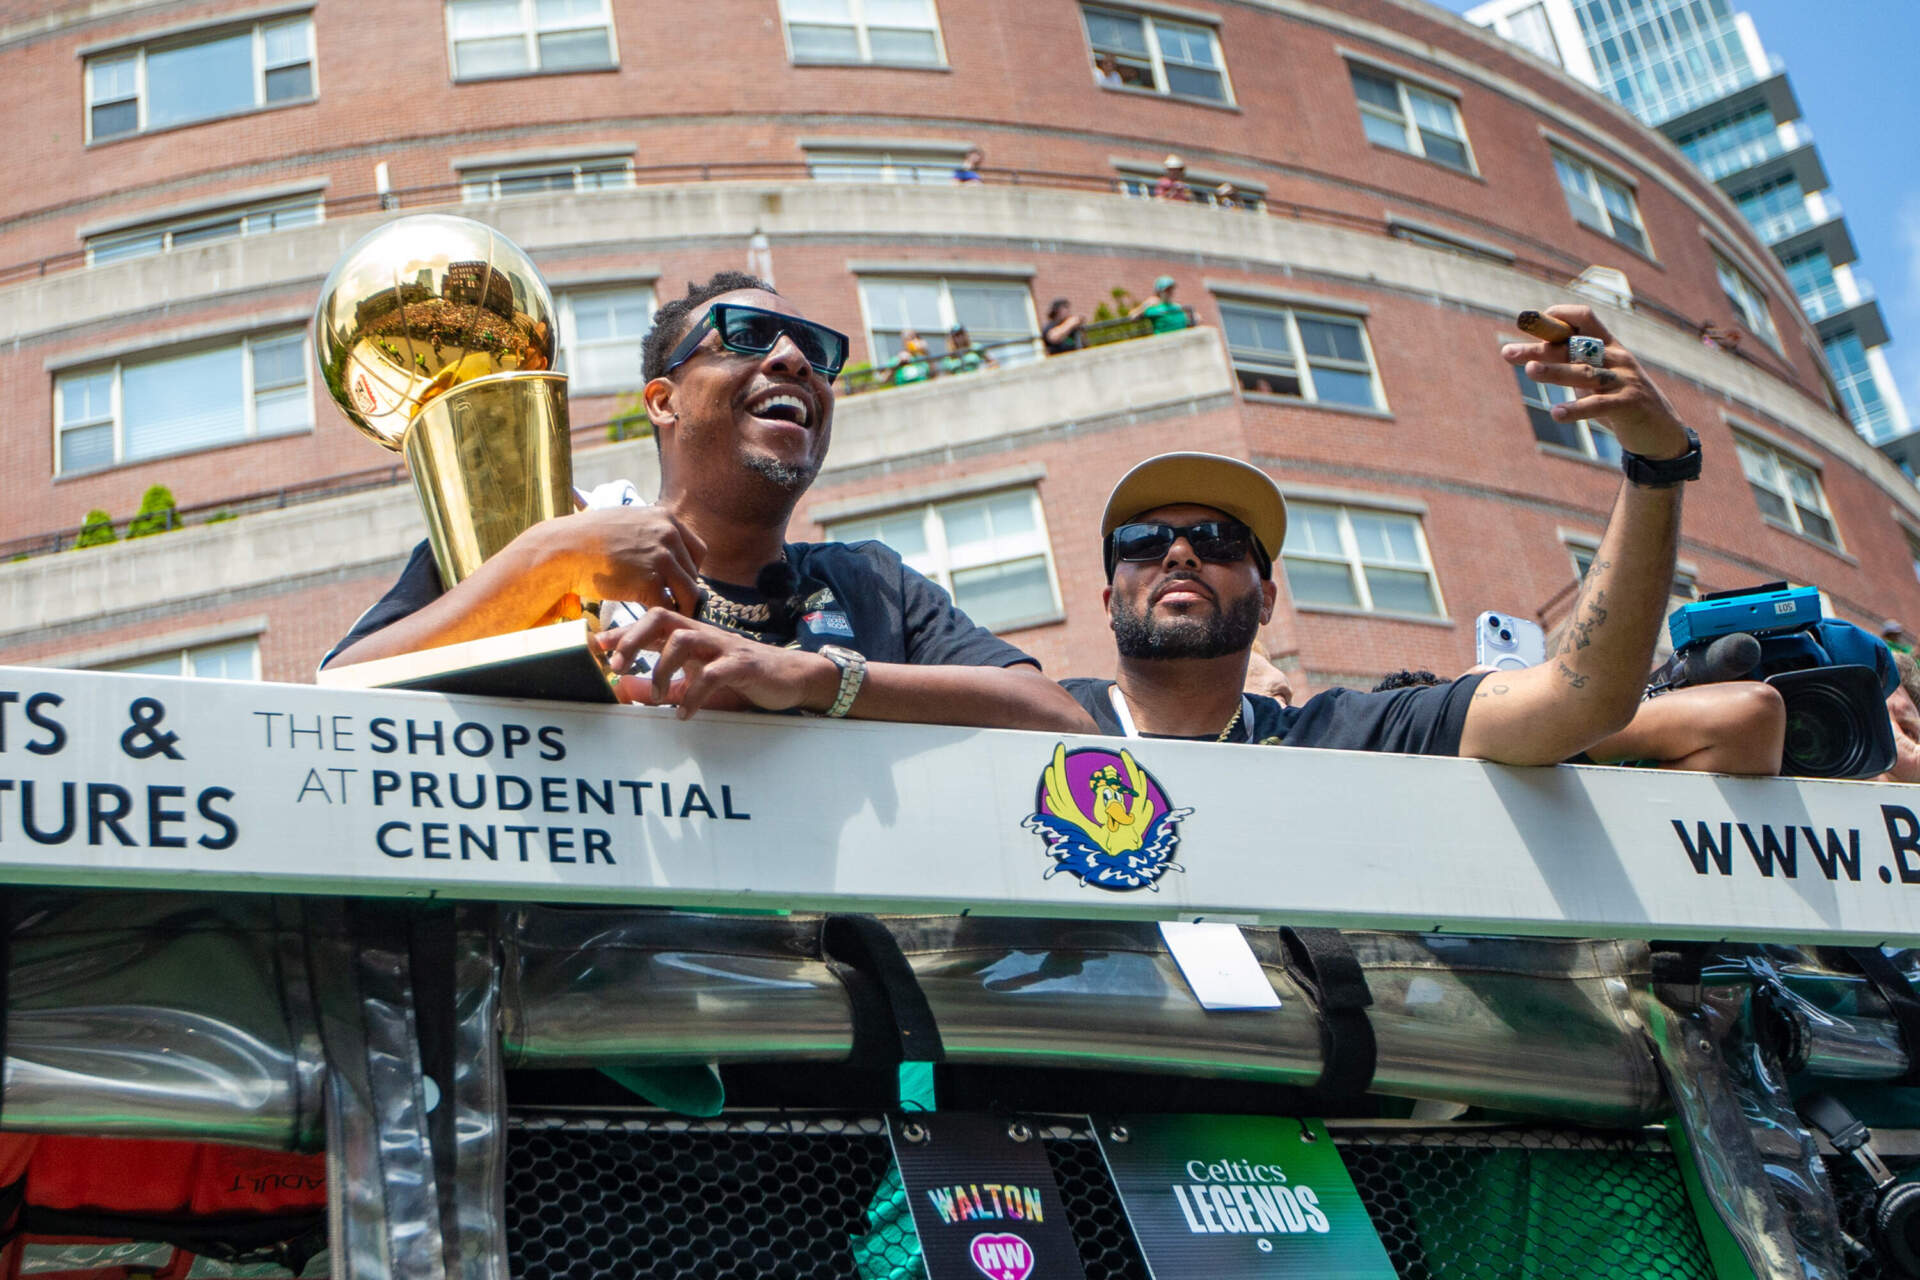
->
[[324, 538, 1037, 671], [1061, 674, 1485, 755]]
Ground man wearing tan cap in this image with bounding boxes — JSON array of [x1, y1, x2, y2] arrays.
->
[[1066, 306, 1703, 761]]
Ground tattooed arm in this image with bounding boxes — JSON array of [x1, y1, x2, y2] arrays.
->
[[1457, 305, 1691, 765]]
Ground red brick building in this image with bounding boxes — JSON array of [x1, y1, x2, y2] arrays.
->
[[1, 0, 1913, 695]]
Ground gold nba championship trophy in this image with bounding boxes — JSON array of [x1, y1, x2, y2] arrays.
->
[[313, 214, 618, 701]]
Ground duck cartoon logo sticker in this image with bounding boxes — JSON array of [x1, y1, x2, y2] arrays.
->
[[1023, 743, 1192, 891]]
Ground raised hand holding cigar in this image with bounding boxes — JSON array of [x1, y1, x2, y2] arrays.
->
[[1505, 304, 1691, 462], [1453, 304, 1700, 764]]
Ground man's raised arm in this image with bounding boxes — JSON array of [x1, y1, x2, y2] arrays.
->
[[1457, 305, 1698, 765]]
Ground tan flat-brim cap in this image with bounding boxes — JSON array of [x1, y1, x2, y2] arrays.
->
[[1100, 451, 1287, 561]]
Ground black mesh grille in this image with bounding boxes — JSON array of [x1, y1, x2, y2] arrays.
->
[[504, 1116, 1714, 1280], [1336, 1127, 1714, 1280]]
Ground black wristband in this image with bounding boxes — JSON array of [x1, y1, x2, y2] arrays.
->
[[1620, 427, 1702, 488]]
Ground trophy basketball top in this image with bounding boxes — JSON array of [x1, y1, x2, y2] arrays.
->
[[313, 214, 559, 450]]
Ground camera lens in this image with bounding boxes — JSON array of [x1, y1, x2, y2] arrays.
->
[[1780, 678, 1873, 778], [1498, 629, 1513, 643], [1487, 616, 1502, 630]]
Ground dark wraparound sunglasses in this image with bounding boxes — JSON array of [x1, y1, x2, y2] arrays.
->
[[663, 303, 850, 379], [1106, 519, 1270, 577]]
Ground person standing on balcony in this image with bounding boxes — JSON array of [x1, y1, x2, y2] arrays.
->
[[888, 329, 936, 385], [1043, 298, 1087, 355], [1066, 305, 1705, 762], [952, 149, 985, 184], [1129, 276, 1191, 334], [324, 273, 1092, 732], [940, 326, 996, 375], [1152, 155, 1192, 201]]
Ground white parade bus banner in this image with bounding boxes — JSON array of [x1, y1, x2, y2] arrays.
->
[[3, 665, 1920, 944]]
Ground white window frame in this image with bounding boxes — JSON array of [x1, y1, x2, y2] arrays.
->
[[85, 195, 324, 266], [1080, 5, 1232, 105], [85, 15, 316, 143], [1735, 434, 1841, 550], [53, 330, 313, 477], [1713, 252, 1782, 351], [855, 276, 1041, 366], [557, 284, 656, 395], [1282, 501, 1445, 618], [1217, 300, 1387, 412], [824, 488, 1064, 631], [459, 157, 634, 201], [1348, 66, 1475, 173], [805, 147, 962, 185], [1551, 148, 1650, 255], [98, 637, 262, 681], [778, 0, 947, 66], [444, 0, 618, 79]]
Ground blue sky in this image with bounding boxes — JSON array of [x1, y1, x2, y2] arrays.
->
[[1432, 0, 1920, 425]]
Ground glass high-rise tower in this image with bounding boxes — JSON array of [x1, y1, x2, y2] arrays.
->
[[1466, 0, 1912, 453]]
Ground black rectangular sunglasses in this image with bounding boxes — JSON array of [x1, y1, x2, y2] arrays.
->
[[663, 303, 850, 379], [1106, 519, 1270, 578]]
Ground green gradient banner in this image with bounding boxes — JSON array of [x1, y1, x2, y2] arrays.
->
[[1095, 1116, 1394, 1279]]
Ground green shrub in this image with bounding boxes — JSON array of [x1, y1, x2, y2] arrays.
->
[[608, 392, 654, 443], [75, 509, 118, 548], [204, 511, 239, 524], [125, 485, 178, 539]]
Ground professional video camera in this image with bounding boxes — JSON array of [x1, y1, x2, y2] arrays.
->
[[1647, 582, 1897, 779]]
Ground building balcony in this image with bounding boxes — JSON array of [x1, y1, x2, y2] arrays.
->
[[1800, 281, 1888, 347], [1755, 191, 1856, 266], [1652, 66, 1800, 134], [1693, 120, 1825, 191]]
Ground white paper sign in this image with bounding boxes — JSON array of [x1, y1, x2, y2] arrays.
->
[[1158, 922, 1283, 1010]]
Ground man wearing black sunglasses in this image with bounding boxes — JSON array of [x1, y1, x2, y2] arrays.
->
[[326, 272, 1092, 733], [1066, 305, 1699, 763]]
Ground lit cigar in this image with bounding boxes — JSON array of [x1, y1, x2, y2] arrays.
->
[[1516, 310, 1575, 343]]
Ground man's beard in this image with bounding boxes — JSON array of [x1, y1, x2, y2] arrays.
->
[[744, 452, 816, 493], [1112, 579, 1263, 660]]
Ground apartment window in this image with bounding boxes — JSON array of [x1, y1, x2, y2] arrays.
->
[[102, 638, 260, 681], [1219, 302, 1384, 410], [54, 331, 311, 475], [1714, 253, 1780, 350], [87, 195, 323, 266], [1552, 150, 1648, 254], [807, 148, 960, 185], [1515, 365, 1618, 462], [826, 489, 1060, 630], [1736, 436, 1838, 548], [447, 0, 615, 78], [460, 157, 633, 200], [859, 277, 1037, 366], [781, 0, 944, 65], [1780, 247, 1841, 314], [1082, 6, 1229, 103], [1905, 527, 1920, 586], [558, 285, 654, 393], [1348, 68, 1471, 171], [1283, 502, 1442, 617], [86, 15, 314, 141]]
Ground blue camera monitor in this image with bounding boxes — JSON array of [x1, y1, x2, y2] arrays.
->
[[1669, 582, 1821, 651]]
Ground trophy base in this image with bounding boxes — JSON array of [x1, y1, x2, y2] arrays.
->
[[317, 618, 618, 703]]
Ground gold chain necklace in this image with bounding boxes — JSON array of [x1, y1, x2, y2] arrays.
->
[[696, 577, 775, 629], [1216, 703, 1243, 743]]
